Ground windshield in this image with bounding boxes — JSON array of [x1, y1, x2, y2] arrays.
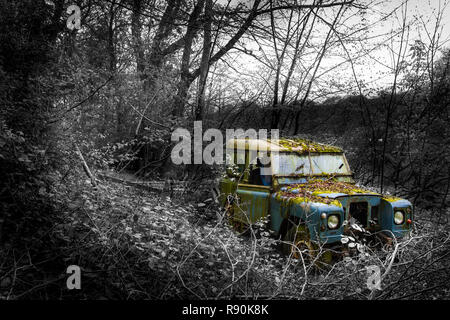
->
[[273, 153, 351, 176]]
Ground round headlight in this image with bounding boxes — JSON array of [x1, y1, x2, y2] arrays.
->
[[394, 211, 404, 225], [327, 215, 340, 229]]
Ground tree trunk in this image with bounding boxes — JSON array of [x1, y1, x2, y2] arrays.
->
[[146, 0, 182, 90], [294, 5, 344, 134], [195, 0, 213, 121], [173, 0, 206, 117], [280, 7, 315, 106], [269, 0, 280, 129], [131, 0, 146, 81]]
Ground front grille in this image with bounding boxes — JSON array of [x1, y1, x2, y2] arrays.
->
[[371, 206, 379, 223], [349, 202, 368, 227]]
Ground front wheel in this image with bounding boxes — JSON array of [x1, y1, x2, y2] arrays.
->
[[282, 223, 332, 268], [282, 223, 314, 260]]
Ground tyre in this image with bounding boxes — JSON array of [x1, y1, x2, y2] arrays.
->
[[282, 222, 332, 268], [282, 222, 311, 258]]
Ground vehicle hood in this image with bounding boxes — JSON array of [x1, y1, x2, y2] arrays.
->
[[276, 179, 405, 206], [314, 192, 380, 199]]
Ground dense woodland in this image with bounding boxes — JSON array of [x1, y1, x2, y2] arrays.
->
[[0, 0, 449, 299]]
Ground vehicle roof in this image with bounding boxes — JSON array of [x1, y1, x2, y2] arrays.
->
[[226, 138, 343, 154]]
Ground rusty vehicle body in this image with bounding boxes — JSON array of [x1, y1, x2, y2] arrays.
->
[[219, 138, 413, 261]]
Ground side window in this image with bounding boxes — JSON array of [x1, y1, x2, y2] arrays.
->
[[248, 151, 272, 186], [236, 148, 246, 173], [225, 148, 235, 168], [225, 148, 246, 178], [258, 151, 271, 174]]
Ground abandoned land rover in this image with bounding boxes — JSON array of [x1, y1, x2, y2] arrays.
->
[[219, 138, 413, 263]]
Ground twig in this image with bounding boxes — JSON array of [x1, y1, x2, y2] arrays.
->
[[74, 143, 98, 188]]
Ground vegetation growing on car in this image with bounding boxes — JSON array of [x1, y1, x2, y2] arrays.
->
[[382, 195, 404, 202], [275, 179, 380, 207], [270, 138, 343, 153]]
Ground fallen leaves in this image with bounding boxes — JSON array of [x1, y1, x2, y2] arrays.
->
[[17, 170, 444, 300]]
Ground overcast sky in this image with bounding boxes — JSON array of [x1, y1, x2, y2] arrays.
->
[[353, 0, 450, 88], [209, 0, 450, 104]]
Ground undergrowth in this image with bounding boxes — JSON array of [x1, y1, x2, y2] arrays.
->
[[1, 166, 449, 299]]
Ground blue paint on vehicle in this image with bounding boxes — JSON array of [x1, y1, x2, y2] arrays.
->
[[270, 194, 344, 244], [316, 192, 348, 198]]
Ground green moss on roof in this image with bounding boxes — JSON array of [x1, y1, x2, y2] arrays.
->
[[382, 196, 404, 202], [270, 137, 343, 153]]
